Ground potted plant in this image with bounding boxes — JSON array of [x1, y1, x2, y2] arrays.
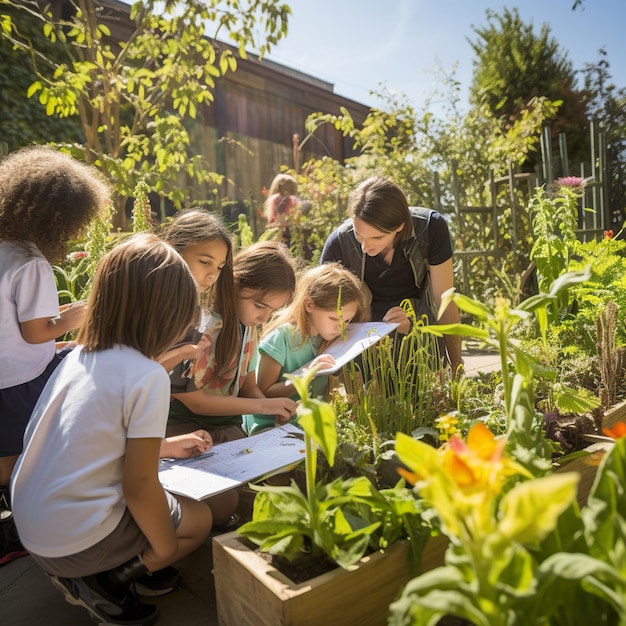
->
[[212, 367, 442, 626]]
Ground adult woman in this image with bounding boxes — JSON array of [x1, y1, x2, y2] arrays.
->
[[320, 176, 462, 372]]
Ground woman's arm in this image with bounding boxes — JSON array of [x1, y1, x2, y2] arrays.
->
[[123, 438, 178, 564], [429, 259, 463, 372]]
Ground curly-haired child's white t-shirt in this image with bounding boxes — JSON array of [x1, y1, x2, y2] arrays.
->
[[0, 241, 58, 388], [11, 344, 170, 558]]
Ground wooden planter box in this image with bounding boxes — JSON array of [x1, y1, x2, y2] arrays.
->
[[556, 398, 622, 508], [213, 532, 448, 626]]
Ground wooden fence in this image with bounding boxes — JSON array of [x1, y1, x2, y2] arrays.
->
[[435, 122, 611, 296]]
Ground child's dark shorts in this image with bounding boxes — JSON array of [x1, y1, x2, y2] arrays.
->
[[0, 353, 64, 456]]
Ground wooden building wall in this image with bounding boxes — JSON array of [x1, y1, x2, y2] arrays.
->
[[91, 0, 371, 215]]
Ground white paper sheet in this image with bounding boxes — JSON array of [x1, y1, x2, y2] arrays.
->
[[158, 423, 306, 500], [289, 321, 399, 377]]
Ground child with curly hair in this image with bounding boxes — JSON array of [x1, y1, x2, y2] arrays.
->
[[0, 145, 109, 565]]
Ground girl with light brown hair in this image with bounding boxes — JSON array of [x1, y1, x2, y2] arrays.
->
[[11, 234, 217, 626]]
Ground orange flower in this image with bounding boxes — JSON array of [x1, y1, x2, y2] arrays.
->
[[396, 424, 529, 540], [603, 229, 614, 239], [603, 421, 626, 439]]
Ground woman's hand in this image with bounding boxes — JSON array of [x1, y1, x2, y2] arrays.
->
[[160, 430, 213, 459], [383, 306, 411, 335]]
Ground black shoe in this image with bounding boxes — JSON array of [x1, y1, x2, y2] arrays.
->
[[213, 513, 242, 533], [135, 565, 181, 596], [0, 490, 29, 566], [49, 574, 159, 626]]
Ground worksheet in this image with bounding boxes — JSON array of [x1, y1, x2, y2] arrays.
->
[[289, 321, 399, 377], [158, 424, 305, 500]]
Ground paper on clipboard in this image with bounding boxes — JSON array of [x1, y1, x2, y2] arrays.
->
[[158, 423, 305, 500], [288, 321, 399, 378]]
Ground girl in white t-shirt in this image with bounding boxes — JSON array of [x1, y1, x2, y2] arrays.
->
[[0, 146, 109, 565], [11, 234, 215, 626]]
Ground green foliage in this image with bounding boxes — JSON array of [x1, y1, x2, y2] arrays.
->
[[238, 367, 432, 570], [53, 199, 122, 302], [0, 0, 290, 212], [340, 304, 449, 441], [0, 3, 83, 151], [437, 269, 598, 470], [389, 380, 625, 626], [468, 7, 588, 169], [131, 180, 154, 233], [529, 182, 582, 323]]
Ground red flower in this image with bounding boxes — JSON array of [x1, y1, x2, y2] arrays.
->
[[603, 230, 614, 240]]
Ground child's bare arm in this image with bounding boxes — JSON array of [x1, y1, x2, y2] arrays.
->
[[160, 430, 213, 459], [256, 354, 290, 398], [158, 335, 210, 373], [20, 301, 87, 344], [173, 373, 297, 420], [123, 437, 178, 569]]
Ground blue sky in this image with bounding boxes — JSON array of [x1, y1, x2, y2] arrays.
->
[[264, 0, 625, 113]]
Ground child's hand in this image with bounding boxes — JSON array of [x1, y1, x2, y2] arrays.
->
[[179, 334, 211, 361], [263, 397, 297, 420], [161, 430, 213, 459], [274, 414, 292, 427], [308, 353, 336, 372], [58, 300, 87, 330]]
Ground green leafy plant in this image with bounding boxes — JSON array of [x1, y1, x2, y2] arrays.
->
[[434, 269, 600, 469], [237, 367, 431, 571], [340, 301, 448, 442], [388, 424, 626, 626], [529, 178, 587, 324]]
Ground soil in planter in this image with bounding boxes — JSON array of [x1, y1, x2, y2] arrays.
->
[[543, 408, 603, 454], [437, 617, 474, 626], [254, 546, 337, 584]]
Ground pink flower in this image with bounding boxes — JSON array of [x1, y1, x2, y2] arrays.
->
[[555, 176, 586, 190], [604, 229, 614, 240], [67, 251, 88, 262]]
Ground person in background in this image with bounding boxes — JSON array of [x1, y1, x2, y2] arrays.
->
[[10, 234, 219, 626], [264, 173, 299, 246], [243, 262, 370, 435], [167, 240, 299, 442], [0, 146, 109, 565], [320, 176, 463, 373]]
